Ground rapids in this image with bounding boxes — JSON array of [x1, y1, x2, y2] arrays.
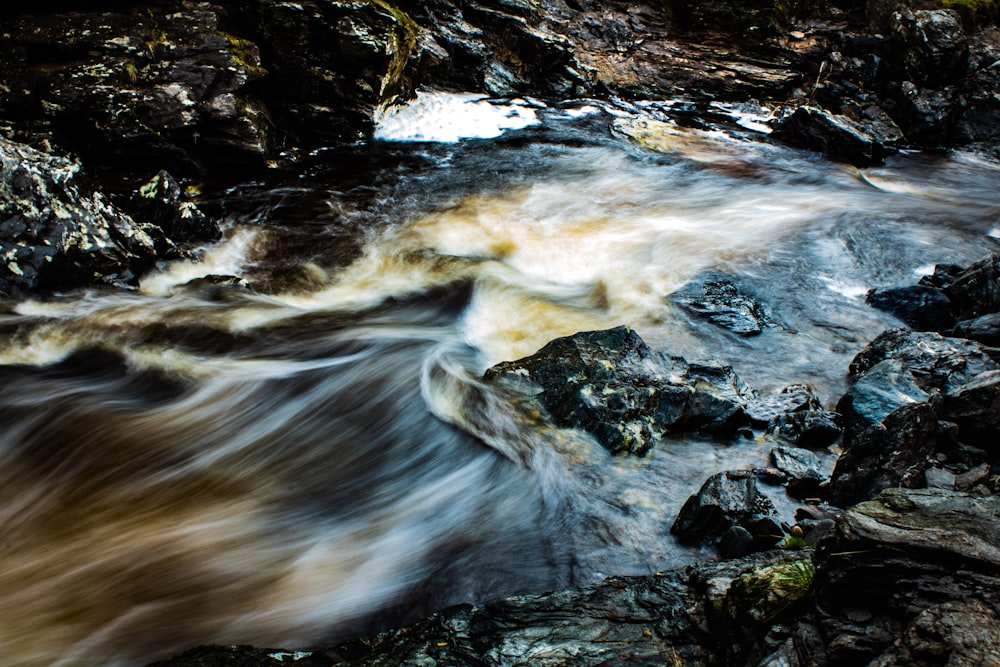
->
[[1, 94, 999, 666]]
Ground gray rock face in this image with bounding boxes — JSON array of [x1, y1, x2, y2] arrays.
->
[[484, 326, 753, 456], [0, 137, 159, 297]]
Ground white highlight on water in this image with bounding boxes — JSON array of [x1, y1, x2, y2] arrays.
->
[[140, 227, 260, 296], [374, 91, 541, 143]]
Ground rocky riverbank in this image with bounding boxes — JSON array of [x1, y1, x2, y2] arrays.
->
[[2, 0, 1000, 665]]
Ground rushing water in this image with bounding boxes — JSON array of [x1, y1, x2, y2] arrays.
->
[[2, 93, 999, 666]]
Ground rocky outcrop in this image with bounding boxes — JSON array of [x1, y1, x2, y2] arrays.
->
[[0, 2, 270, 178], [484, 325, 755, 456], [828, 327, 1000, 507], [0, 136, 162, 297]]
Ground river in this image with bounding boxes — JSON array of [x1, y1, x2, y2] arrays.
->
[[1, 93, 998, 666]]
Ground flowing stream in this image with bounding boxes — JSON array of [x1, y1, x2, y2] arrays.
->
[[2, 93, 999, 666]]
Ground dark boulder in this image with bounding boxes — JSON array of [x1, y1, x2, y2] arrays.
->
[[865, 284, 955, 331], [0, 3, 270, 178], [484, 326, 753, 456], [846, 328, 999, 393], [949, 312, 1000, 347], [890, 9, 969, 87], [771, 446, 825, 499], [837, 358, 931, 441], [827, 401, 939, 507], [0, 136, 159, 298], [942, 254, 1000, 321], [671, 470, 783, 551], [889, 81, 966, 146], [941, 370, 1000, 456], [771, 106, 889, 166], [672, 273, 774, 336], [128, 170, 218, 244]]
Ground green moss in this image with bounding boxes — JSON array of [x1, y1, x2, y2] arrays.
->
[[222, 33, 268, 79], [938, 0, 998, 25], [725, 558, 815, 626], [368, 0, 420, 105]]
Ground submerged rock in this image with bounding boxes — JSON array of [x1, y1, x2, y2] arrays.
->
[[484, 326, 754, 456], [672, 273, 775, 336], [0, 137, 159, 298]]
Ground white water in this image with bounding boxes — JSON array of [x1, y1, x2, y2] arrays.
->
[[0, 96, 998, 666]]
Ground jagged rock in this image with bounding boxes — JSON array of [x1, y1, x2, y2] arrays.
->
[[671, 470, 783, 551], [771, 106, 889, 166], [484, 326, 753, 456], [750, 488, 1000, 667], [746, 384, 820, 426], [0, 136, 159, 298], [837, 358, 931, 441], [768, 409, 843, 449], [869, 599, 1000, 667], [890, 9, 969, 87], [950, 312, 1000, 347], [228, 0, 420, 143], [941, 370, 1000, 456], [0, 3, 270, 177], [128, 171, 218, 244], [827, 401, 939, 507], [865, 284, 955, 331], [672, 273, 774, 336], [890, 81, 966, 146], [771, 446, 825, 498], [943, 254, 1000, 321], [846, 328, 999, 394]]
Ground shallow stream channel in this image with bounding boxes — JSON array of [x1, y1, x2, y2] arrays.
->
[[2, 92, 999, 666]]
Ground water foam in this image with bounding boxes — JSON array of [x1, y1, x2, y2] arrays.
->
[[374, 91, 540, 143]]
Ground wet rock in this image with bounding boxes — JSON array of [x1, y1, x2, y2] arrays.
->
[[771, 106, 889, 166], [827, 401, 938, 507], [672, 273, 774, 336], [869, 599, 1000, 667], [746, 384, 820, 426], [0, 136, 158, 298], [771, 446, 825, 498], [846, 328, 999, 394], [0, 3, 270, 177], [890, 81, 966, 146], [891, 9, 969, 87], [128, 171, 218, 244], [837, 358, 931, 441], [942, 254, 1000, 321], [865, 284, 955, 331], [484, 326, 753, 456], [950, 312, 1000, 347], [228, 0, 420, 143], [671, 470, 783, 551], [769, 409, 843, 449], [941, 370, 1000, 455]]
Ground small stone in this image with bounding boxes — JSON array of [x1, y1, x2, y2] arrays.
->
[[925, 466, 956, 490]]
